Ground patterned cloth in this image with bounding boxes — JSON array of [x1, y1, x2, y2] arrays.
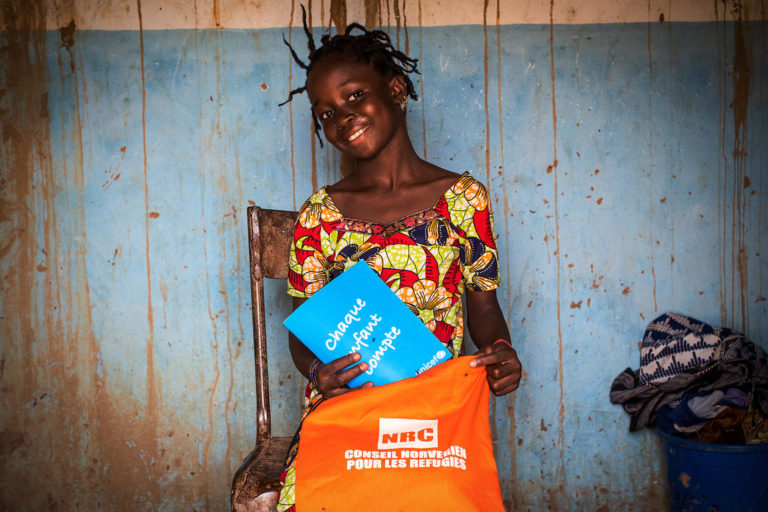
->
[[639, 313, 738, 384], [610, 358, 768, 432], [277, 172, 500, 511], [610, 313, 768, 433]]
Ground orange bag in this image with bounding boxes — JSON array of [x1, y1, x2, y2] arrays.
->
[[295, 356, 504, 511]]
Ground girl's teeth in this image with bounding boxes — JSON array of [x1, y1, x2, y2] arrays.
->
[[349, 128, 365, 141]]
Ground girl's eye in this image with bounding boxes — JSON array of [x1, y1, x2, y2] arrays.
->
[[319, 110, 333, 121], [348, 90, 364, 101]]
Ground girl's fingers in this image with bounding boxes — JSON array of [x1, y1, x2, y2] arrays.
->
[[323, 352, 363, 373], [351, 381, 375, 392], [469, 345, 522, 396], [316, 352, 373, 395], [317, 353, 360, 385], [468, 346, 495, 368], [470, 345, 519, 369], [486, 357, 522, 379], [487, 371, 522, 395], [335, 361, 370, 386], [322, 374, 373, 397]]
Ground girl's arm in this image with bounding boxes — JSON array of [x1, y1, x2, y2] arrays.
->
[[465, 289, 522, 396], [288, 297, 374, 397]]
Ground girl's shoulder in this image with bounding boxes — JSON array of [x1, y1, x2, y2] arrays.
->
[[297, 186, 341, 213], [443, 171, 489, 201], [295, 187, 343, 227], [439, 172, 493, 227], [299, 186, 330, 206]]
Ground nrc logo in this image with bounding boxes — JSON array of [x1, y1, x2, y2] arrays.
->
[[377, 418, 438, 449]]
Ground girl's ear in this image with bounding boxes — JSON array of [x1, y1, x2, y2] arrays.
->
[[388, 74, 407, 103]]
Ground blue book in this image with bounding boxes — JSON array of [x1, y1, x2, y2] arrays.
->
[[283, 261, 451, 387]]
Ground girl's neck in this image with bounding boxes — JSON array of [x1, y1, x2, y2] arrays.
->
[[351, 127, 427, 190]]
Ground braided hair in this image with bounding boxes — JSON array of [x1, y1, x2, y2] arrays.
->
[[280, 5, 420, 146]]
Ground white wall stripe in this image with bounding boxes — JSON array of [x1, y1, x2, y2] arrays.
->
[[29, 0, 765, 32]]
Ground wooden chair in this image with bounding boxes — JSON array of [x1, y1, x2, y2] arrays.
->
[[231, 206, 298, 512]]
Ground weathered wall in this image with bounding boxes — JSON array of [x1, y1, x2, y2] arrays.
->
[[1, 0, 766, 510]]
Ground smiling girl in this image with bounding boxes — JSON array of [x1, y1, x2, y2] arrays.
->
[[277, 12, 522, 510]]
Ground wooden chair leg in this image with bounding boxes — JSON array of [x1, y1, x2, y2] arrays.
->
[[232, 490, 278, 512], [231, 437, 292, 512]]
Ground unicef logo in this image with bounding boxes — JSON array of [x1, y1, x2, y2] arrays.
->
[[436, 350, 446, 359]]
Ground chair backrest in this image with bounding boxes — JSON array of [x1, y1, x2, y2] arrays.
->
[[247, 206, 297, 445]]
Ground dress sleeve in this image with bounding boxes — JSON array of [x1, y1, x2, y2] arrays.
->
[[287, 195, 333, 298], [455, 179, 501, 292]]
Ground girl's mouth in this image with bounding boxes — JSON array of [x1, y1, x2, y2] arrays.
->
[[347, 125, 370, 142]]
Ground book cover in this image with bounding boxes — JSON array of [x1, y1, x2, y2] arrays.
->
[[283, 261, 451, 387]]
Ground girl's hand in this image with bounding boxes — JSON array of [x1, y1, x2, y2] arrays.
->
[[469, 340, 522, 396], [313, 352, 374, 398]]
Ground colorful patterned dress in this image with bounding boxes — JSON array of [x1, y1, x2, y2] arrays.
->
[[277, 172, 500, 511]]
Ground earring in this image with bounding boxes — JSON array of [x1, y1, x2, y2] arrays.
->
[[400, 97, 408, 112]]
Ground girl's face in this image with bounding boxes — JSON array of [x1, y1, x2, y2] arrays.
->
[[306, 57, 406, 160]]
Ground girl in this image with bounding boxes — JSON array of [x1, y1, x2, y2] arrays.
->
[[278, 13, 522, 510]]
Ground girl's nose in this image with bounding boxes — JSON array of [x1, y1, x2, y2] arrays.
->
[[335, 107, 355, 128]]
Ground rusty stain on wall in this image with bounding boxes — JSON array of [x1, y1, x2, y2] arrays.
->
[[647, 0, 658, 313], [213, 0, 221, 28], [212, 38, 255, 505], [364, 0, 380, 27], [289, 0, 297, 209], [308, 0, 319, 192], [392, 0, 406, 53], [715, 0, 756, 336], [0, 1, 203, 508], [493, 0, 518, 503], [479, 2, 522, 507], [219, 281, 234, 481], [717, 0, 726, 323], [483, 0, 491, 187], [330, 0, 347, 32], [548, 0, 567, 507], [731, 3, 751, 332], [417, 0, 427, 159], [311, 120, 319, 191], [195, 19, 215, 508], [0, 11, 49, 507], [402, 0, 409, 56], [136, 0, 159, 438]]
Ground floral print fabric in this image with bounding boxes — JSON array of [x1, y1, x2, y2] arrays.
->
[[287, 171, 500, 357], [277, 172, 500, 511]]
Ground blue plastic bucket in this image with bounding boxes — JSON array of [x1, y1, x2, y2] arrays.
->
[[658, 429, 768, 512]]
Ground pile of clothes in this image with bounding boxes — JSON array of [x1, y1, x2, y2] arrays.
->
[[610, 312, 768, 444]]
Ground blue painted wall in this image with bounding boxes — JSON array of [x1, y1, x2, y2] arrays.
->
[[1, 17, 766, 511]]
